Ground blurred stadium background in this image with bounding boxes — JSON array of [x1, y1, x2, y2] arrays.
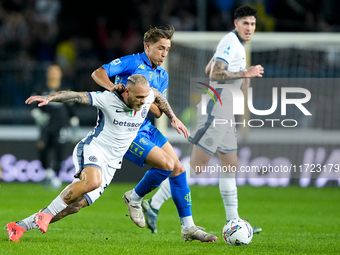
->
[[1, 0, 340, 187]]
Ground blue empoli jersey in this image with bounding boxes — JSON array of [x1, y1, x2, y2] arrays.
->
[[102, 52, 168, 133]]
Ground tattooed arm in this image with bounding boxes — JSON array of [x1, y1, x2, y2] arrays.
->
[[152, 88, 175, 120], [152, 88, 189, 138], [208, 59, 264, 81], [25, 91, 90, 107]]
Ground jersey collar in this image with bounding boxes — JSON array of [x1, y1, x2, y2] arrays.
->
[[114, 90, 132, 109], [232, 30, 245, 47], [141, 52, 161, 71]]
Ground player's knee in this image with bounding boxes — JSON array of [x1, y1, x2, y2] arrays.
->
[[173, 160, 185, 174], [232, 161, 238, 169], [154, 153, 174, 170], [228, 161, 238, 172], [163, 157, 174, 171], [82, 179, 101, 193], [149, 153, 174, 170], [200, 158, 210, 167]]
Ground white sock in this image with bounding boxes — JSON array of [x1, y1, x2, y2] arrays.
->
[[43, 195, 68, 217], [16, 213, 38, 231], [180, 216, 195, 229], [130, 188, 143, 203], [185, 161, 197, 179], [219, 171, 239, 221], [150, 161, 195, 210]]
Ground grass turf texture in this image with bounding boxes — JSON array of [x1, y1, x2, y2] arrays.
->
[[1, 182, 340, 255]]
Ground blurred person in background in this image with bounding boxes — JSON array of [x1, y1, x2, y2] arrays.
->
[[31, 64, 79, 189]]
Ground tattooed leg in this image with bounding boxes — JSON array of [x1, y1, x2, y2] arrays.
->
[[50, 196, 89, 223]]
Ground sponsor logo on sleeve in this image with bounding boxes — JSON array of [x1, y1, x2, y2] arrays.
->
[[223, 46, 231, 55], [112, 58, 121, 65]]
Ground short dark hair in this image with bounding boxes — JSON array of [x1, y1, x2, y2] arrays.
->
[[234, 5, 257, 20], [127, 74, 149, 88], [143, 25, 175, 44]]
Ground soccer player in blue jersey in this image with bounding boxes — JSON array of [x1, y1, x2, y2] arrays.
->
[[90, 25, 217, 242], [144, 6, 264, 234]]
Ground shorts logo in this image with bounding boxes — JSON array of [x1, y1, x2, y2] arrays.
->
[[205, 138, 213, 146], [89, 155, 98, 162], [139, 138, 148, 145], [141, 106, 147, 118]]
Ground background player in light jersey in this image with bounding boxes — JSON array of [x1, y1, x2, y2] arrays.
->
[[6, 74, 168, 242], [144, 6, 265, 234], [91, 26, 217, 242]]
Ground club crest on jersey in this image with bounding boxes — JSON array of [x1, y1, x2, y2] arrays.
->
[[112, 58, 121, 65], [141, 106, 148, 118], [89, 155, 98, 162], [149, 71, 155, 80]]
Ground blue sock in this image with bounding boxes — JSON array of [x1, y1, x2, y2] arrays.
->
[[135, 168, 172, 197], [169, 172, 192, 217]]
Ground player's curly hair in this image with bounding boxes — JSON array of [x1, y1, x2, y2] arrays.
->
[[143, 25, 175, 44], [234, 5, 257, 20]]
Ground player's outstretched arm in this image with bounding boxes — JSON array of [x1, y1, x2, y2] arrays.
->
[[25, 91, 91, 107], [209, 59, 264, 81], [152, 88, 189, 138]]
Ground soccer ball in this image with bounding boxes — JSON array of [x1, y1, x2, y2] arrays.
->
[[222, 219, 253, 246]]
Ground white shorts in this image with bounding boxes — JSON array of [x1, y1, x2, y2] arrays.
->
[[188, 114, 237, 156], [72, 141, 117, 205]]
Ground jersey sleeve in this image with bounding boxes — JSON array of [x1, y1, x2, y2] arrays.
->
[[214, 33, 236, 69], [149, 88, 156, 103], [88, 91, 110, 109], [102, 54, 139, 78]]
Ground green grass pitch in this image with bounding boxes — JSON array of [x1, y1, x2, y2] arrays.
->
[[1, 182, 340, 255]]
